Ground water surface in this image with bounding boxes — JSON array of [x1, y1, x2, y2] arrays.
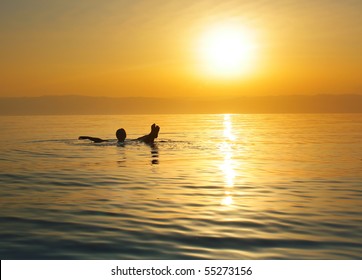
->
[[0, 114, 361, 259]]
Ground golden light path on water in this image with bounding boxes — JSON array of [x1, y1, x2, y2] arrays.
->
[[220, 114, 237, 207]]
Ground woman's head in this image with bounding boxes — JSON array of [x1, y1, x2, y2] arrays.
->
[[116, 128, 126, 142]]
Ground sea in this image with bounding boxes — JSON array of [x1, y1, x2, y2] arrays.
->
[[0, 114, 361, 259]]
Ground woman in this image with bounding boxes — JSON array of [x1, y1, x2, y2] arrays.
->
[[78, 123, 160, 144]]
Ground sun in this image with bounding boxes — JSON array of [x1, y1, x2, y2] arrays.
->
[[198, 23, 257, 78]]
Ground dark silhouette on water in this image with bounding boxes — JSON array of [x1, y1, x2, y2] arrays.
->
[[79, 128, 126, 143], [136, 123, 160, 144], [150, 143, 159, 164], [78, 123, 160, 144]]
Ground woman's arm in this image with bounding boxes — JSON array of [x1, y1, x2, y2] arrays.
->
[[78, 136, 107, 143]]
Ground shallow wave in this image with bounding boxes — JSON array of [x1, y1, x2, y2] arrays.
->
[[1, 214, 361, 259]]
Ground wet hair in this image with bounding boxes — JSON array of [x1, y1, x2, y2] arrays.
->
[[116, 128, 126, 142]]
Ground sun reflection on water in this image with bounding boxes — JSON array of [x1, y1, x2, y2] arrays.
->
[[223, 114, 236, 141], [221, 195, 233, 206], [220, 151, 235, 188], [220, 114, 237, 206]]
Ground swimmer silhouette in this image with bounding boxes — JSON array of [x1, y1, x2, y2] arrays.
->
[[78, 124, 160, 144], [79, 128, 126, 143]]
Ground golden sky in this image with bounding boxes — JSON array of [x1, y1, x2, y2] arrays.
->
[[0, 0, 361, 98]]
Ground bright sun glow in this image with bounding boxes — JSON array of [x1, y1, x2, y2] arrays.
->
[[198, 23, 256, 78]]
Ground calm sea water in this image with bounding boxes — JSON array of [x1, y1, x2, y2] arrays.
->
[[0, 114, 361, 259]]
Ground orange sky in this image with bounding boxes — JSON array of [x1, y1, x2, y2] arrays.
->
[[0, 0, 361, 98]]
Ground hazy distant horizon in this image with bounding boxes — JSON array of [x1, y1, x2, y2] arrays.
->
[[1, 94, 361, 115]]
